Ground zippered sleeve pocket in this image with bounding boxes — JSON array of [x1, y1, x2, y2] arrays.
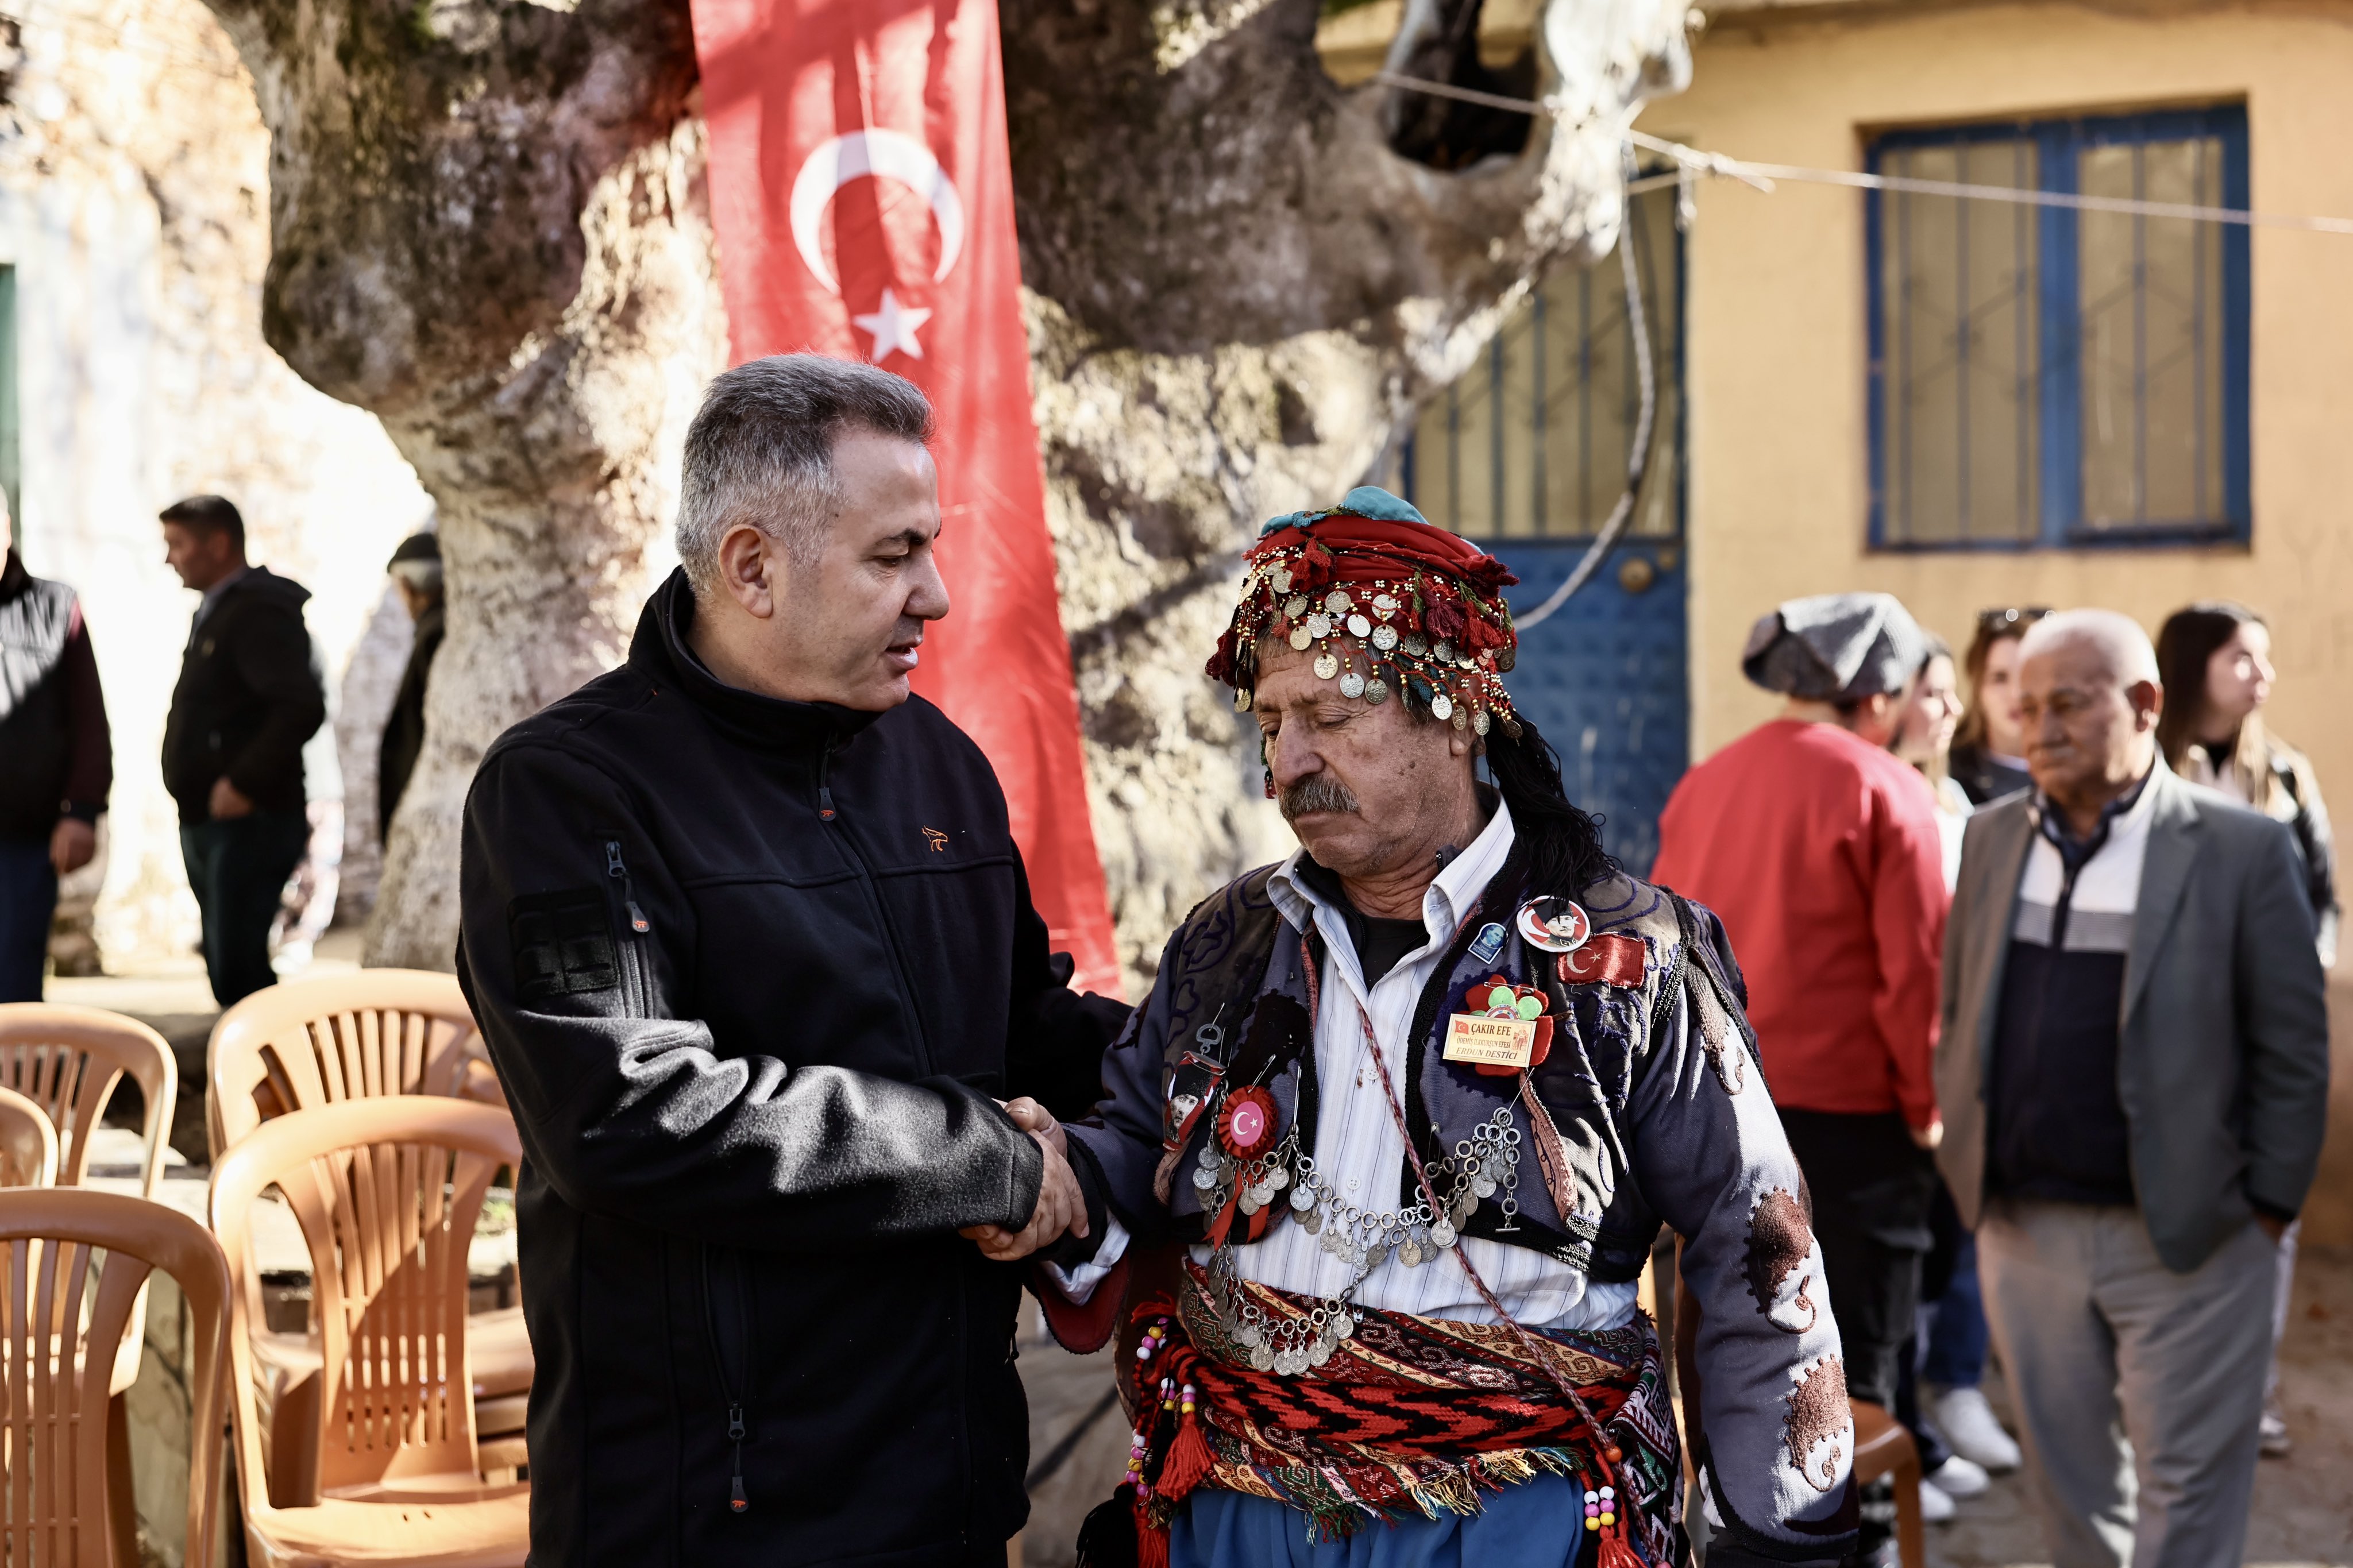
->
[[602, 838, 655, 1016]]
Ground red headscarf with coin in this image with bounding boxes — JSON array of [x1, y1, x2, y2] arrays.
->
[[1206, 486, 1522, 740]]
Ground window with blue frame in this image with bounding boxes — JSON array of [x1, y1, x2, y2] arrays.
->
[[1868, 106, 2248, 549]]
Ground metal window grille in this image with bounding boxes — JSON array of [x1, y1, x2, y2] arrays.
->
[[1868, 106, 2250, 550], [1390, 185, 1683, 542]]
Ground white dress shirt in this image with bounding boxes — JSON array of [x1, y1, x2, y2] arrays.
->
[[1058, 799, 1638, 1333]]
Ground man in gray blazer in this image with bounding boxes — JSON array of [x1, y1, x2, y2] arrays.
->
[[1935, 609, 2328, 1568]]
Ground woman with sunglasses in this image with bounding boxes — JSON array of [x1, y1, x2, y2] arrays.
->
[[1949, 607, 2046, 805]]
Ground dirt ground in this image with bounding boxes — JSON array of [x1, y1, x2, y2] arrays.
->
[[1015, 1249, 2353, 1568]]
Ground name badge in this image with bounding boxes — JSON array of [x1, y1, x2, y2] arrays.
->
[[1443, 1013, 1540, 1069]]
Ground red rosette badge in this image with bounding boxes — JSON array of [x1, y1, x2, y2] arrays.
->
[[1216, 1086, 1278, 1160]]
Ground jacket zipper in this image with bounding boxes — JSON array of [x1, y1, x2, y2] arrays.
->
[[604, 840, 652, 1014], [699, 1245, 752, 1514], [811, 740, 936, 1077]]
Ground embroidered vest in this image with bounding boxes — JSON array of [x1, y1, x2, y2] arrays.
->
[[1142, 852, 1749, 1284]]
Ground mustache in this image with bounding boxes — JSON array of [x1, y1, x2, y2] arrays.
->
[[1280, 774, 1360, 820]]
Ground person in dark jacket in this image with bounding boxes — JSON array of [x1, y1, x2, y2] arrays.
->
[[457, 356, 1125, 1568], [160, 495, 325, 1007], [378, 531, 445, 843], [0, 496, 111, 1001]]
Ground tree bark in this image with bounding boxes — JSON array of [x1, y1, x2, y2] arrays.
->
[[199, 0, 1689, 976]]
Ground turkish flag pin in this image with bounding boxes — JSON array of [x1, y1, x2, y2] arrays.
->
[[1516, 897, 1591, 954]]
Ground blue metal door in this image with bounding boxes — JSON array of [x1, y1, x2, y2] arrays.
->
[[1492, 541, 1685, 874], [1386, 188, 1687, 875]]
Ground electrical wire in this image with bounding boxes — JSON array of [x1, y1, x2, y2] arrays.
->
[[1373, 70, 2353, 235]]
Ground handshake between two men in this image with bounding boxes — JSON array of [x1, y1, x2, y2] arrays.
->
[[961, 1097, 1093, 1263]]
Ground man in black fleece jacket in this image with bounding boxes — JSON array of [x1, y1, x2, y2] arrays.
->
[[457, 356, 1124, 1567], [160, 495, 324, 1007]]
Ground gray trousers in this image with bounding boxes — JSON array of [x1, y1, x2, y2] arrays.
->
[[1978, 1201, 2273, 1568]]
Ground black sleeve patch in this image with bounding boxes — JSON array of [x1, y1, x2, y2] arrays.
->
[[510, 890, 619, 1002]]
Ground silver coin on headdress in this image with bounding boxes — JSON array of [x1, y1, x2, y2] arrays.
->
[[1338, 672, 1365, 699], [1346, 614, 1371, 638], [1371, 625, 1399, 652], [1285, 594, 1309, 619], [1305, 613, 1333, 639], [1324, 589, 1353, 614], [1452, 706, 1468, 731], [1403, 633, 1430, 657], [1365, 678, 1390, 705], [1430, 693, 1455, 721], [1473, 709, 1491, 736], [1433, 640, 1455, 663], [1272, 567, 1293, 592], [1289, 626, 1313, 651], [1233, 687, 1252, 712], [1313, 652, 1338, 680]]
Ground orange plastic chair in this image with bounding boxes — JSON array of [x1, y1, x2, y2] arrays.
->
[[0, 1185, 232, 1568], [210, 1098, 530, 1567], [206, 970, 503, 1157], [1851, 1399, 1926, 1568], [0, 1004, 182, 1414], [0, 1084, 60, 1188], [207, 971, 527, 1463], [0, 1003, 178, 1196]]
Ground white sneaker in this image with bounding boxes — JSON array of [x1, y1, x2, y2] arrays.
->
[[1932, 1385, 2023, 1472], [1918, 1478, 1957, 1523], [1924, 1455, 1991, 1499]]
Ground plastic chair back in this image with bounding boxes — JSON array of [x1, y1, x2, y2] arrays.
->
[[207, 970, 500, 1159], [0, 1086, 59, 1188], [210, 1098, 521, 1501], [0, 1005, 178, 1195], [0, 1187, 232, 1568]]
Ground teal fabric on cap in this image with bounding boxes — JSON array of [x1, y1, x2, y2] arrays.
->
[[1256, 485, 1430, 536]]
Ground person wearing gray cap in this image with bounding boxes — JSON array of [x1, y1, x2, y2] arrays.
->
[[1653, 593, 1954, 1542]]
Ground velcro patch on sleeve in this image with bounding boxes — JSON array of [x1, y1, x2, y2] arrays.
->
[[510, 890, 619, 1001], [1557, 933, 1646, 988]]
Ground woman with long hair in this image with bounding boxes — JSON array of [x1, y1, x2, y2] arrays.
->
[[2155, 603, 2336, 963], [1891, 634, 2023, 1485], [1948, 608, 2045, 805], [2155, 600, 2336, 1462]]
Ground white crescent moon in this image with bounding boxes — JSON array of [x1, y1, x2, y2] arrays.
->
[[788, 129, 966, 296]]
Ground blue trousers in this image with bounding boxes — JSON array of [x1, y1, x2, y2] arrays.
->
[[1922, 1234, 1991, 1388], [1172, 1476, 1599, 1568], [180, 811, 310, 1008], [0, 836, 58, 1003]]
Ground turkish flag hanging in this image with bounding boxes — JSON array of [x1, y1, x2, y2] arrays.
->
[[691, 0, 1121, 996]]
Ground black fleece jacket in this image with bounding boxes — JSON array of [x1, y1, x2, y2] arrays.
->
[[161, 566, 324, 821], [456, 570, 1127, 1567]]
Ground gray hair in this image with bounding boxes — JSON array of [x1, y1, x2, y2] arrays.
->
[[676, 354, 935, 593], [2018, 609, 2161, 688]]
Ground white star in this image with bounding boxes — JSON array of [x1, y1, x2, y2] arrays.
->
[[853, 288, 931, 362]]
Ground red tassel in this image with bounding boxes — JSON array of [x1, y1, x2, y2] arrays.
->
[[1137, 1512, 1170, 1568], [1159, 1407, 1213, 1500], [1597, 1512, 1644, 1568]]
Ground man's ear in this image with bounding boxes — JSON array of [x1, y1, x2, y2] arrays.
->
[[713, 524, 779, 620], [2129, 678, 2163, 730]]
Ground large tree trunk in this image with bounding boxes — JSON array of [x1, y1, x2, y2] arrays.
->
[[198, 0, 1689, 978]]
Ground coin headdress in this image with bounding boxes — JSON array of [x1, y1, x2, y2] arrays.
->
[[1205, 485, 1523, 740]]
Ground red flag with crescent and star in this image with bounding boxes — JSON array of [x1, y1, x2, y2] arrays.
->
[[689, 0, 1121, 996]]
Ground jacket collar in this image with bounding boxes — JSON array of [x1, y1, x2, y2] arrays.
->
[[632, 568, 885, 757], [2123, 758, 2201, 1023]]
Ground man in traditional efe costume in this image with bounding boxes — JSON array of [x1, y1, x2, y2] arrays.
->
[[1017, 491, 1858, 1566]]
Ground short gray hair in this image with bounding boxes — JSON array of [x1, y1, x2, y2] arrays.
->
[[2019, 609, 2161, 688], [676, 354, 935, 593]]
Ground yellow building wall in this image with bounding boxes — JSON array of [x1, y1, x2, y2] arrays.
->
[[1645, 0, 2353, 1237]]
